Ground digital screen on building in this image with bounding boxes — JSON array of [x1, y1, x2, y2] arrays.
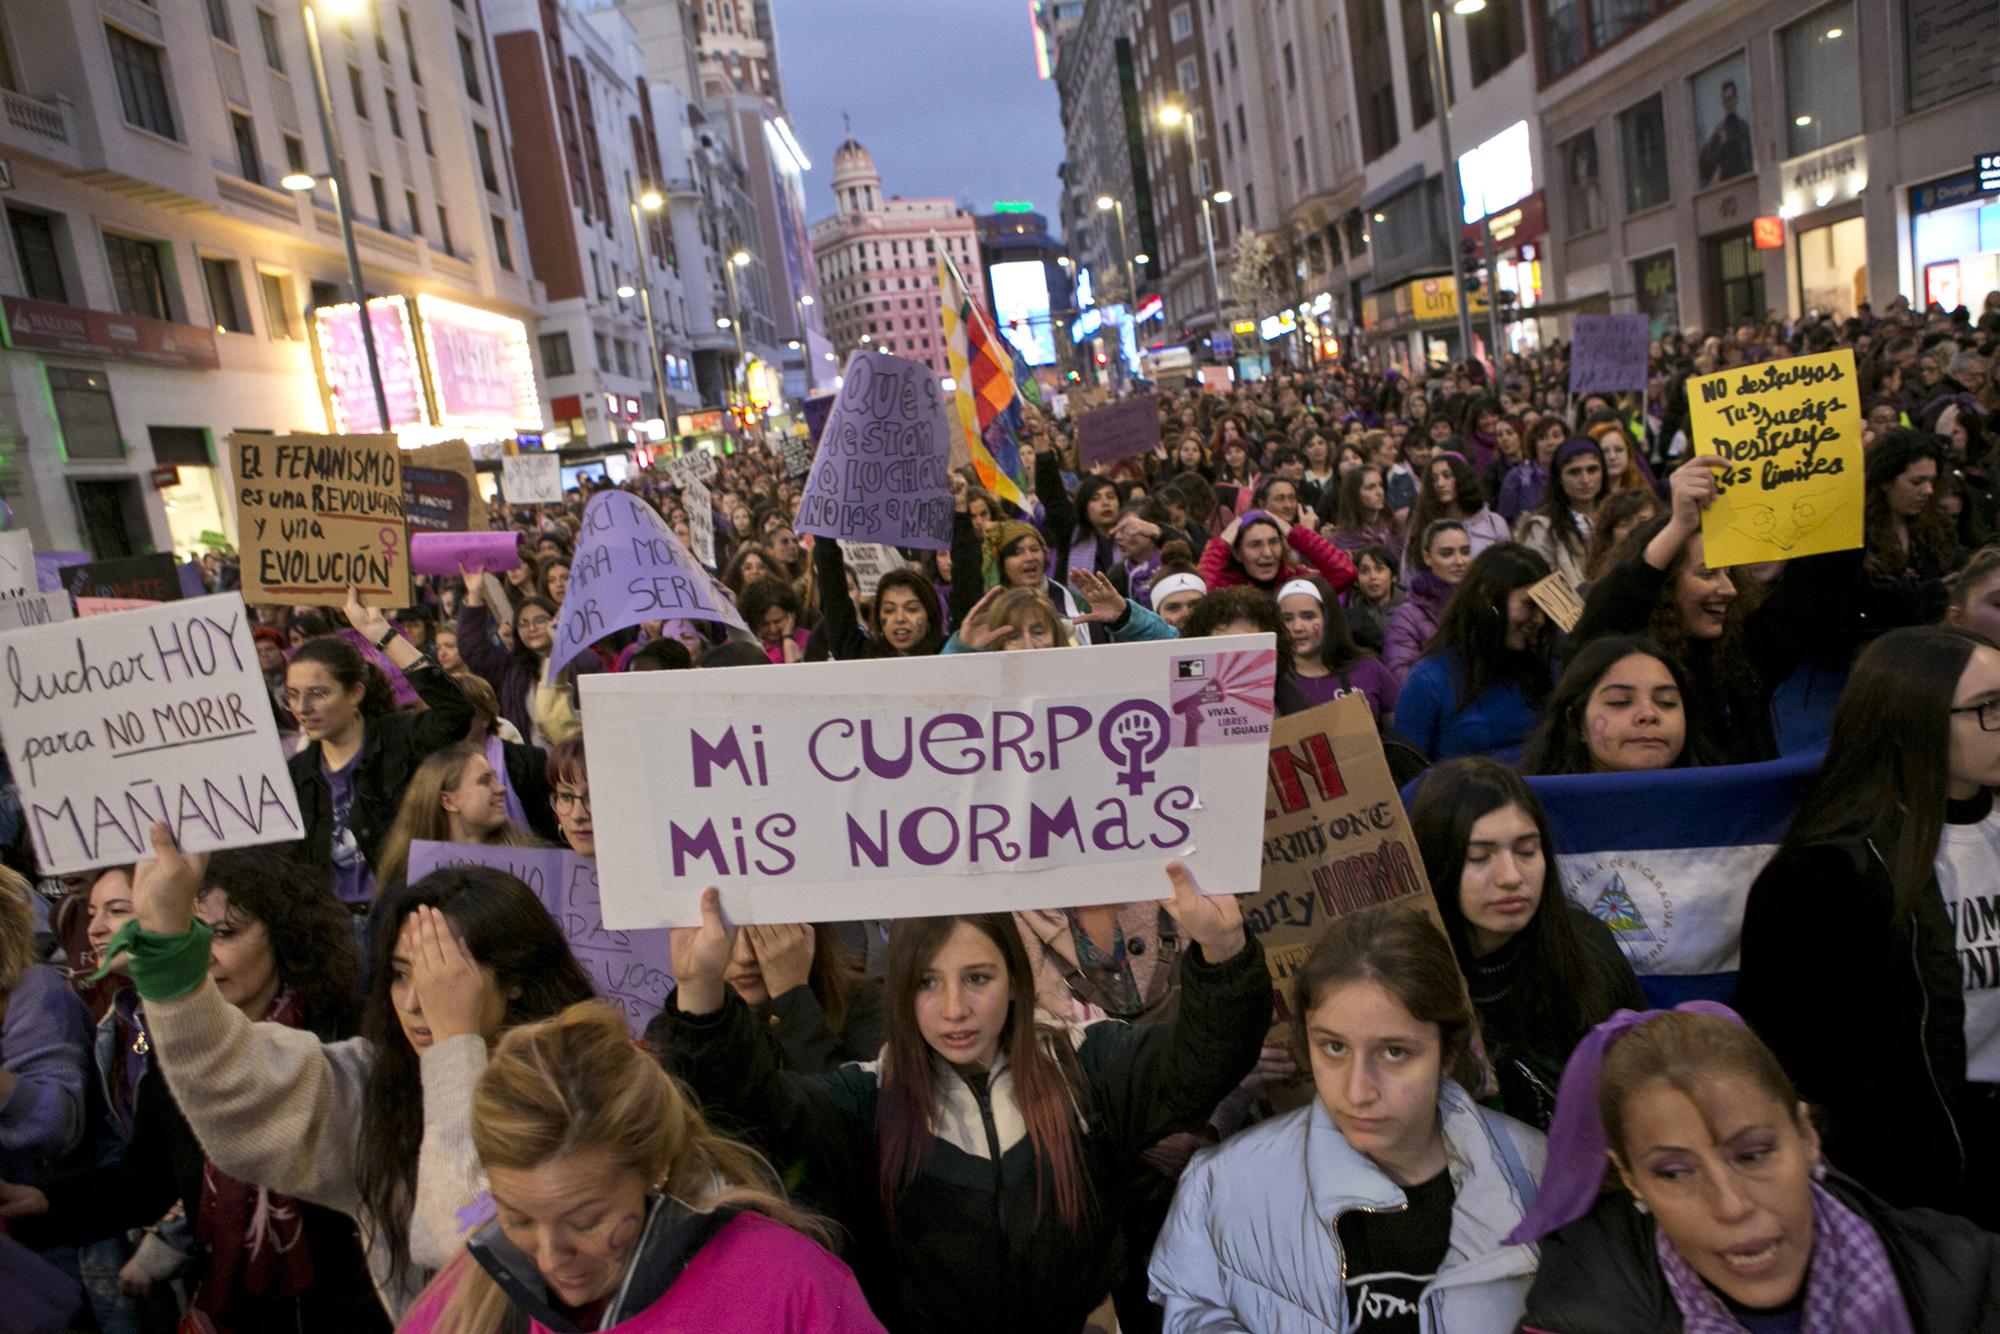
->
[[313, 296, 428, 433], [1458, 120, 1533, 225], [990, 260, 1056, 367], [414, 294, 543, 431]]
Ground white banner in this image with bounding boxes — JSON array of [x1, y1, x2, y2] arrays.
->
[[0, 591, 73, 632], [581, 637, 1277, 928], [663, 449, 717, 490], [502, 452, 562, 503], [0, 593, 303, 874]]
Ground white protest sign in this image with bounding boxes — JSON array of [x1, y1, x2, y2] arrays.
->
[[0, 532, 33, 599], [580, 636, 1278, 928], [502, 452, 562, 504], [0, 593, 303, 874], [0, 591, 72, 633], [664, 450, 717, 490], [684, 478, 716, 568], [838, 541, 910, 600]]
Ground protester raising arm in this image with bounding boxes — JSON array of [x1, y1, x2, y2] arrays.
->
[[949, 476, 987, 632], [811, 538, 871, 662]]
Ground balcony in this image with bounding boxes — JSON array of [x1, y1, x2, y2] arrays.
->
[[0, 89, 83, 171]]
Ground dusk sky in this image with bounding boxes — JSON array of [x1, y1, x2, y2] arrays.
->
[[768, 0, 1068, 232]]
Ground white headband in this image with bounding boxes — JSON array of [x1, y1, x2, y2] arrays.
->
[[1277, 578, 1323, 605], [1150, 572, 1207, 607]]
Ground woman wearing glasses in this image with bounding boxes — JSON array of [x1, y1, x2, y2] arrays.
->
[[1735, 625, 2000, 1228], [455, 568, 605, 746], [286, 589, 475, 909]]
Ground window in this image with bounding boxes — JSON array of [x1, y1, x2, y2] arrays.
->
[[1618, 94, 1670, 213], [474, 125, 500, 193], [8, 209, 68, 303], [106, 27, 177, 139], [1466, 0, 1524, 86], [1178, 56, 1198, 91], [374, 19, 389, 64], [149, 427, 212, 467], [1294, 135, 1308, 185], [458, 34, 482, 102], [436, 206, 452, 254], [593, 332, 610, 370], [1558, 130, 1605, 235], [1283, 43, 1297, 91], [1236, 102, 1247, 143], [48, 369, 124, 460], [348, 65, 368, 119], [204, 0, 233, 43], [369, 174, 389, 227], [202, 257, 247, 332], [1542, 0, 1581, 76], [283, 132, 306, 175], [1226, 28, 1238, 68], [406, 190, 421, 234], [257, 9, 283, 69], [1783, 2, 1859, 156], [540, 331, 574, 377], [103, 231, 172, 321], [384, 89, 402, 139], [1543, 0, 1676, 81], [1245, 181, 1257, 225], [1401, 0, 1436, 128], [229, 111, 261, 184], [1169, 4, 1192, 40], [1591, 0, 1653, 53], [417, 108, 434, 154], [308, 279, 340, 311], [614, 340, 631, 376], [1710, 230, 1765, 328], [258, 271, 298, 339], [401, 11, 420, 83], [490, 213, 513, 270]]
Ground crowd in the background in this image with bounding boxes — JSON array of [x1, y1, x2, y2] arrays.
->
[[0, 289, 1997, 1333]]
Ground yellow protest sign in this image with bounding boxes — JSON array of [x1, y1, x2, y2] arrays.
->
[[1690, 349, 1863, 568]]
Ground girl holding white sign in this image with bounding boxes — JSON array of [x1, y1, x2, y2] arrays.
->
[[653, 866, 1271, 1333]]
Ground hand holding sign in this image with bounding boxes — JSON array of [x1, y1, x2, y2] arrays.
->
[[1159, 861, 1246, 962], [671, 887, 733, 1014], [130, 822, 207, 934], [794, 351, 953, 550]]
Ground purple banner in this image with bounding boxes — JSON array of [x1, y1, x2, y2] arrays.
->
[[35, 551, 90, 594], [411, 531, 521, 576], [1568, 313, 1652, 395], [552, 490, 744, 673], [793, 352, 952, 551], [1077, 394, 1161, 468], [407, 840, 671, 1035]]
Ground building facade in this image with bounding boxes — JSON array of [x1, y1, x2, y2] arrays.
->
[[1129, 0, 1228, 342], [0, 0, 537, 560], [809, 137, 983, 378]]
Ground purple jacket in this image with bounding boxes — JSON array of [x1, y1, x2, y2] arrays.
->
[[1384, 572, 1454, 681], [0, 965, 92, 1188], [455, 601, 605, 741], [1497, 462, 1547, 523]]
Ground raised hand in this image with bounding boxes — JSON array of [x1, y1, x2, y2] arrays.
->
[[1217, 516, 1243, 546], [1157, 861, 1246, 962], [131, 822, 208, 935], [745, 923, 815, 997], [955, 586, 1019, 651], [345, 585, 390, 642], [1069, 568, 1128, 625], [1667, 454, 1728, 528], [402, 906, 487, 1042], [671, 888, 736, 1014]]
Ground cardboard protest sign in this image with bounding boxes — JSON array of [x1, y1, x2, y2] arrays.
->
[[1246, 695, 1440, 1038], [778, 435, 815, 481], [580, 635, 1277, 929], [683, 478, 716, 568], [34, 551, 88, 594], [1077, 394, 1160, 469], [0, 591, 72, 632], [58, 554, 182, 605], [0, 532, 33, 599], [1568, 313, 1652, 395], [408, 841, 672, 1036], [1525, 572, 1584, 634], [0, 593, 303, 874], [1692, 349, 1864, 568], [794, 351, 953, 552], [502, 452, 562, 504], [551, 489, 744, 673], [403, 440, 489, 534], [232, 433, 411, 609], [838, 542, 910, 600], [410, 531, 521, 576]]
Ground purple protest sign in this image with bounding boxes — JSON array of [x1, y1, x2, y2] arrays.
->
[[1077, 394, 1161, 468], [407, 840, 672, 1035], [411, 531, 522, 576], [34, 551, 89, 593], [1568, 313, 1652, 395], [793, 351, 953, 551], [551, 489, 744, 673]]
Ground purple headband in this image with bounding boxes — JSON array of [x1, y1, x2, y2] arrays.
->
[[1503, 1000, 1745, 1247], [1234, 509, 1281, 541], [1552, 437, 1603, 470]]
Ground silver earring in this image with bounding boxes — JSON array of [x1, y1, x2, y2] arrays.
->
[[1633, 1198, 1649, 1215], [1811, 1159, 1827, 1182]]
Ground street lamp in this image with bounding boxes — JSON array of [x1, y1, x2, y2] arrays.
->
[[296, 0, 388, 432], [615, 284, 636, 300], [1158, 101, 1227, 333], [625, 184, 672, 433], [1426, 0, 1486, 364]]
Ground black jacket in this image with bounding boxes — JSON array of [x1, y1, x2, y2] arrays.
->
[[15, 1053, 389, 1334], [1733, 835, 1972, 1217], [650, 938, 1270, 1334], [645, 975, 886, 1076], [498, 735, 562, 844], [287, 657, 474, 877], [1519, 1172, 2000, 1333]]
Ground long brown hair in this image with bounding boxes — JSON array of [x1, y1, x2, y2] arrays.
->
[[426, 1001, 827, 1333], [373, 742, 543, 890], [876, 914, 1090, 1233], [1290, 903, 1482, 1090], [1598, 1011, 1801, 1165]]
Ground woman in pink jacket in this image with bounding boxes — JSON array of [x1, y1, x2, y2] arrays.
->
[[399, 1001, 882, 1334], [1197, 510, 1357, 597]]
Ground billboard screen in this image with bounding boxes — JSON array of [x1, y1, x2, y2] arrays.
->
[[990, 260, 1056, 367]]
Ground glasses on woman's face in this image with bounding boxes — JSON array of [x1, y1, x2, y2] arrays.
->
[[281, 685, 336, 709], [1952, 698, 2000, 732], [519, 614, 554, 632], [552, 788, 591, 812]]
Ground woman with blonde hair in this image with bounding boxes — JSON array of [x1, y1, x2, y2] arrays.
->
[[402, 1000, 881, 1333], [373, 742, 546, 899]]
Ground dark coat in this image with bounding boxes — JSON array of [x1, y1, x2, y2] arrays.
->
[[1519, 1172, 2000, 1333], [650, 940, 1270, 1334], [646, 975, 886, 1076], [287, 658, 474, 877], [453, 601, 606, 741], [1733, 835, 1972, 1218]]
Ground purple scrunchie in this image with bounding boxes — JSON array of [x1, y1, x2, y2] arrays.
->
[[1504, 1000, 1744, 1247]]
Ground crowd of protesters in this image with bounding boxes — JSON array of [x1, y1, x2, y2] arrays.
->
[[0, 290, 1997, 1332]]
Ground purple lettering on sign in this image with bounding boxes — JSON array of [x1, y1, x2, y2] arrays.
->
[[551, 489, 744, 672], [793, 351, 953, 550], [1568, 313, 1652, 396]]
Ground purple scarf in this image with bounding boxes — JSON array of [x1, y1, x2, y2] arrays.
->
[[1656, 1182, 1912, 1334], [483, 733, 530, 829]]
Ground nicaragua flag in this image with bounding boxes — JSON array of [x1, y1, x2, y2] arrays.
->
[[1523, 748, 1822, 1008]]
